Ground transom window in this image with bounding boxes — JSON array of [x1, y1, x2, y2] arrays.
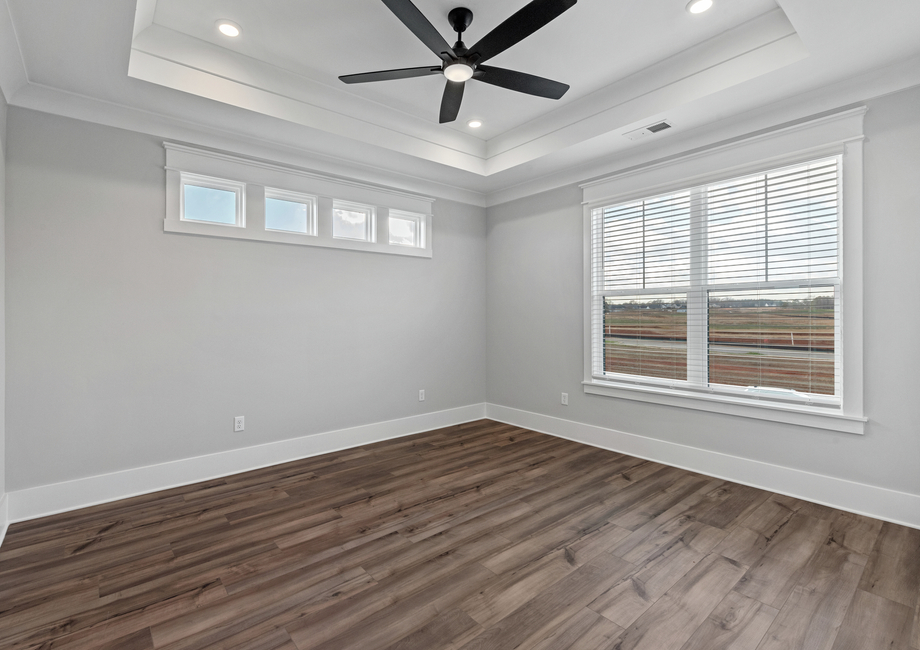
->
[[333, 200, 375, 242], [180, 173, 244, 227], [389, 210, 425, 248], [590, 157, 841, 408], [264, 188, 317, 236]]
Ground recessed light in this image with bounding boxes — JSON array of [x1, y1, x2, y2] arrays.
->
[[686, 0, 713, 14], [468, 120, 483, 129], [217, 20, 241, 37]]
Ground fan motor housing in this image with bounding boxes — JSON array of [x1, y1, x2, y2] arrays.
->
[[448, 7, 473, 34]]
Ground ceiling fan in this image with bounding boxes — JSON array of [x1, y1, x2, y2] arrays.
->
[[339, 0, 577, 124]]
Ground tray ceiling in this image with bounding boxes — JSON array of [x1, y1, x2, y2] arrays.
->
[[3, 0, 920, 198]]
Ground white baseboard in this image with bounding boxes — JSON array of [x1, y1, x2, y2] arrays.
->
[[486, 403, 920, 530], [5, 401, 916, 543], [0, 493, 9, 549], [6, 403, 487, 526]]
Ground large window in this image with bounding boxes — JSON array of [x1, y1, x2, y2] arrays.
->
[[590, 157, 843, 411]]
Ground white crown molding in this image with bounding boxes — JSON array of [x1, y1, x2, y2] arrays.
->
[[484, 53, 920, 207], [8, 45, 919, 209], [127, 9, 806, 178], [9, 83, 488, 207], [5, 403, 488, 525], [580, 106, 866, 204], [129, 24, 488, 173], [0, 0, 28, 103], [484, 9, 806, 175], [485, 404, 920, 530], [132, 0, 156, 39]]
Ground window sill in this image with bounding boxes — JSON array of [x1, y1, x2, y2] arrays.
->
[[583, 380, 866, 435]]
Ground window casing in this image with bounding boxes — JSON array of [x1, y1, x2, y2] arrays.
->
[[164, 143, 433, 258], [582, 108, 866, 434], [591, 156, 841, 408]]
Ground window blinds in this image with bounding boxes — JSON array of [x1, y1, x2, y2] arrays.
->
[[591, 156, 842, 402]]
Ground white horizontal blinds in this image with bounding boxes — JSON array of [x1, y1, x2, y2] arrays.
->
[[598, 192, 691, 290], [764, 159, 838, 283], [708, 287, 839, 397], [593, 192, 691, 381], [591, 155, 842, 401], [602, 295, 688, 381], [706, 158, 839, 285], [702, 158, 841, 399]]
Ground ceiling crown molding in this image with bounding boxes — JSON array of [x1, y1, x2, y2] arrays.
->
[[0, 0, 28, 103], [127, 5, 806, 177]]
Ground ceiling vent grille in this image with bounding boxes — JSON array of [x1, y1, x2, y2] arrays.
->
[[623, 121, 673, 141]]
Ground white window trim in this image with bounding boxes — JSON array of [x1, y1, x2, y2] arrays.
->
[[164, 143, 433, 258], [180, 172, 245, 228], [264, 187, 317, 237], [581, 107, 867, 435]]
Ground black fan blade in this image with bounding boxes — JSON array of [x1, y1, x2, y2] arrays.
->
[[469, 0, 576, 65], [474, 65, 569, 99], [381, 0, 455, 60], [439, 80, 465, 123], [340, 66, 442, 84]]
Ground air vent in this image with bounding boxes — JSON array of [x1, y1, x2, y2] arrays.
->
[[623, 120, 673, 141]]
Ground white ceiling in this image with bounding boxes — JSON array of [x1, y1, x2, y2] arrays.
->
[[2, 0, 920, 202]]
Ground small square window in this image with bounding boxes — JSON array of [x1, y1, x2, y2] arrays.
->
[[333, 201, 375, 241], [389, 211, 425, 247], [265, 189, 316, 235], [181, 173, 244, 226]]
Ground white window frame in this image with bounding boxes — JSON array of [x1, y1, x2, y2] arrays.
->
[[164, 143, 433, 258], [264, 187, 317, 236], [332, 200, 376, 243], [581, 108, 867, 435], [388, 209, 426, 248], [180, 172, 245, 228]]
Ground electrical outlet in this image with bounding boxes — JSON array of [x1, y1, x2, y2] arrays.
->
[[234, 416, 245, 432], [419, 389, 425, 402], [561, 393, 569, 405]]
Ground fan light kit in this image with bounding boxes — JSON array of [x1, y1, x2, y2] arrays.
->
[[686, 0, 713, 14], [340, 0, 576, 124], [217, 20, 241, 37], [444, 63, 474, 82]]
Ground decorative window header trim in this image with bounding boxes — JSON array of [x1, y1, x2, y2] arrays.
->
[[164, 142, 434, 208], [581, 106, 867, 207]]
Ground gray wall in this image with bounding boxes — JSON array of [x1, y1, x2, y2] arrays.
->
[[5, 108, 487, 491], [486, 85, 920, 498], [0, 92, 7, 502]]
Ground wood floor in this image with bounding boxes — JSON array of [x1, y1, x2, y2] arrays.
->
[[1, 420, 918, 650]]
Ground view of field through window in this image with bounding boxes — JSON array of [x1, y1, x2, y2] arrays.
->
[[604, 287, 836, 394], [708, 288, 835, 395], [604, 296, 688, 381]]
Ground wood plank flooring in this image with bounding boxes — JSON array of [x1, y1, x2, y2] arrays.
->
[[1, 419, 918, 650]]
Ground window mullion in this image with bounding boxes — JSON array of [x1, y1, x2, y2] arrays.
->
[[687, 186, 708, 387]]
